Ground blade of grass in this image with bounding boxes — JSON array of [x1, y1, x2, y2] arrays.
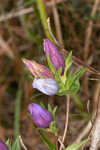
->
[[14, 77, 23, 150]]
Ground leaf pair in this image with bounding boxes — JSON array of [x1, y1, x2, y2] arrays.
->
[[6, 137, 20, 150]]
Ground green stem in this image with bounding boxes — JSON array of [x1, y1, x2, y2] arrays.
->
[[14, 78, 22, 150], [36, 0, 52, 40]]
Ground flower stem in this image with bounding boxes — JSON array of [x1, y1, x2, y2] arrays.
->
[[36, 0, 53, 40], [59, 95, 70, 150]]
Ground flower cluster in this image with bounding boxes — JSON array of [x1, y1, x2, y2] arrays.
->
[[22, 39, 65, 129], [22, 39, 85, 129], [22, 39, 65, 96]]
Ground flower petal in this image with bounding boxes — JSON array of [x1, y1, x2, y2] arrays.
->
[[0, 141, 8, 150], [28, 103, 53, 128], [44, 39, 65, 74], [33, 78, 59, 95], [22, 58, 54, 78]]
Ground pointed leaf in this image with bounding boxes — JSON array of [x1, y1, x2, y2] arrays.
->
[[65, 51, 72, 68], [48, 104, 52, 113], [66, 68, 86, 92], [52, 106, 57, 117], [11, 137, 20, 150], [69, 79, 80, 93], [47, 55, 55, 74], [6, 139, 11, 150], [64, 139, 88, 150], [55, 67, 62, 77], [38, 130, 56, 150]]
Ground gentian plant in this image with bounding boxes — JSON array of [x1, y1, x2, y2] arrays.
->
[[1, 39, 87, 150], [22, 39, 87, 150]]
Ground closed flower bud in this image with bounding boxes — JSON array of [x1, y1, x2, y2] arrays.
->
[[28, 103, 53, 128], [22, 58, 54, 78], [44, 39, 65, 74], [0, 140, 8, 150], [32, 78, 59, 95]]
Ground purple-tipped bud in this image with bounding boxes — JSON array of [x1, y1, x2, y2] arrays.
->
[[28, 103, 53, 128], [32, 78, 59, 96], [44, 39, 65, 74], [0, 140, 8, 150], [22, 58, 54, 78]]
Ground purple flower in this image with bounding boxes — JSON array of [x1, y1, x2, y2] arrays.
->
[[44, 39, 65, 74], [22, 58, 54, 78], [28, 103, 53, 128], [0, 140, 8, 150], [32, 78, 59, 95]]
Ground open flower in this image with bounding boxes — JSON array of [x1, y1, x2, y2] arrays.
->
[[28, 103, 53, 128], [44, 39, 65, 74], [0, 140, 8, 150], [33, 78, 59, 96]]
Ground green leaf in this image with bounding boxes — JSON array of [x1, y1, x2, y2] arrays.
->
[[65, 68, 86, 93], [48, 104, 57, 119], [61, 52, 72, 84], [64, 138, 88, 150], [65, 51, 72, 68], [47, 105, 58, 135], [70, 112, 89, 121], [52, 106, 57, 118], [11, 137, 20, 150], [47, 55, 55, 74], [40, 102, 46, 109], [55, 67, 62, 77], [69, 79, 80, 93], [38, 130, 56, 150], [48, 104, 52, 113], [49, 121, 58, 136], [6, 139, 11, 150], [71, 93, 85, 111]]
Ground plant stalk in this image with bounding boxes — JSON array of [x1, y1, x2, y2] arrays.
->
[[36, 0, 53, 40], [59, 95, 70, 150], [14, 78, 22, 150]]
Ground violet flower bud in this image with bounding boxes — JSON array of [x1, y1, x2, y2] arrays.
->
[[22, 58, 54, 78], [0, 140, 8, 150], [44, 39, 65, 74], [32, 78, 59, 96], [28, 103, 53, 128]]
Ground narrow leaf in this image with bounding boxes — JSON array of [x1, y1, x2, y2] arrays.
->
[[66, 68, 86, 91], [11, 137, 20, 150], [47, 55, 55, 74], [6, 139, 11, 150], [65, 51, 72, 68], [64, 139, 88, 150], [38, 130, 56, 150]]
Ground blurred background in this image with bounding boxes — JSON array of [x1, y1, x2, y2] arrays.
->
[[0, 0, 100, 149]]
